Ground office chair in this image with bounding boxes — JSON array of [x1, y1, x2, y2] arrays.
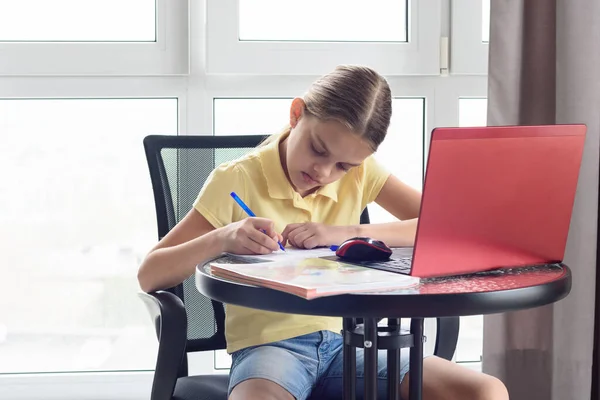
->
[[140, 134, 460, 400]]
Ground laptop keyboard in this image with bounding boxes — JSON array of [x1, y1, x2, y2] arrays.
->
[[371, 257, 412, 274], [344, 257, 413, 275], [320, 254, 413, 275]]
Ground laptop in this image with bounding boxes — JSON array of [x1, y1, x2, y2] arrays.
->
[[354, 124, 586, 278]]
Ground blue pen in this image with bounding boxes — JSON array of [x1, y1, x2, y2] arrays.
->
[[230, 192, 286, 252]]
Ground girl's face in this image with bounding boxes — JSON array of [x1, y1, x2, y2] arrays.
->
[[281, 99, 373, 196]]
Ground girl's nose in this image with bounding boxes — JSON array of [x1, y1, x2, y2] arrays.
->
[[313, 162, 333, 180]]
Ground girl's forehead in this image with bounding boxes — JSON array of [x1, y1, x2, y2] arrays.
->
[[307, 120, 373, 161]]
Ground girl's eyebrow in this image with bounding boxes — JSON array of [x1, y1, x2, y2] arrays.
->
[[314, 136, 329, 153], [315, 135, 361, 167]]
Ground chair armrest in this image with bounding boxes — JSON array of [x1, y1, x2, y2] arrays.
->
[[139, 291, 188, 400], [433, 317, 460, 361]]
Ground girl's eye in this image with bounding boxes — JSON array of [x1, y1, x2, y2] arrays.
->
[[338, 163, 349, 172], [311, 144, 326, 156]]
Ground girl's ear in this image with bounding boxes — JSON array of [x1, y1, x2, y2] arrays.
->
[[289, 98, 306, 128]]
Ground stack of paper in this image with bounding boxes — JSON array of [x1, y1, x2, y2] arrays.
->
[[209, 248, 420, 300]]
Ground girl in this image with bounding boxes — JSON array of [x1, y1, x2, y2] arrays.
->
[[138, 65, 509, 400]]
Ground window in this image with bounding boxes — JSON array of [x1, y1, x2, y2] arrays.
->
[[458, 98, 488, 127], [368, 98, 425, 223], [206, 0, 441, 75], [0, 0, 156, 41], [238, 0, 407, 42], [0, 98, 177, 373], [451, 0, 489, 75], [214, 98, 291, 136], [0, 0, 187, 75], [1, 2, 493, 397]]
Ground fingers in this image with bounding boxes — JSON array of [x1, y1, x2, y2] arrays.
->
[[248, 217, 277, 237], [303, 237, 319, 249], [245, 217, 283, 252], [239, 236, 276, 255], [281, 223, 302, 243], [293, 229, 315, 249], [274, 232, 284, 247], [286, 225, 309, 248], [246, 226, 280, 253], [283, 223, 327, 249], [240, 243, 271, 255]]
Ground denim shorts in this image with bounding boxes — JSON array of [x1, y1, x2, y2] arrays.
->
[[228, 330, 411, 400]]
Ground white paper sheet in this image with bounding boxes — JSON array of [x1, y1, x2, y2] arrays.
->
[[225, 247, 335, 262]]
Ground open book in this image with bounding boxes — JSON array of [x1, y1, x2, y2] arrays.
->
[[208, 248, 420, 300]]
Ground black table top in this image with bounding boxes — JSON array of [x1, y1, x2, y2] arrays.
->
[[195, 258, 571, 318]]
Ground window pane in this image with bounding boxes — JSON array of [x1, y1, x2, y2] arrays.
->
[[368, 98, 424, 223], [239, 0, 407, 42], [0, 0, 156, 41], [459, 98, 487, 127], [482, 0, 490, 43], [455, 315, 483, 363], [214, 98, 292, 136], [456, 97, 488, 363], [0, 98, 177, 373]]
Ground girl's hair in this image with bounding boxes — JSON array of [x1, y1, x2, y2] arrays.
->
[[262, 64, 392, 151]]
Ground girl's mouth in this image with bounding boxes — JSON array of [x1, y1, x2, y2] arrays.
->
[[301, 172, 318, 185]]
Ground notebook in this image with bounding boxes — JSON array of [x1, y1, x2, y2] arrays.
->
[[208, 248, 420, 299]]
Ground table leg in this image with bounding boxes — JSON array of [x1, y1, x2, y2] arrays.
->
[[409, 318, 424, 400], [364, 318, 378, 400], [343, 318, 356, 400], [387, 318, 401, 400]]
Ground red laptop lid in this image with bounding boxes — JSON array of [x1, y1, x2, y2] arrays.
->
[[411, 124, 586, 278]]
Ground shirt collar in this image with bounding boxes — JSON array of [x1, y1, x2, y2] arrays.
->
[[259, 133, 339, 202]]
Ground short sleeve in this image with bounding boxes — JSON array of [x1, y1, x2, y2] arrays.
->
[[193, 162, 246, 229], [360, 156, 391, 210]]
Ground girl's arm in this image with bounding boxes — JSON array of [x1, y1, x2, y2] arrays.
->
[[138, 210, 281, 293], [137, 210, 222, 293], [353, 174, 421, 247], [351, 218, 418, 247]]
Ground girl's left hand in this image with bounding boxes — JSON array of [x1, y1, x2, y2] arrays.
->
[[282, 222, 352, 249]]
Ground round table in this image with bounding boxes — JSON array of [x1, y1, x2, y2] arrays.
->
[[196, 260, 571, 400]]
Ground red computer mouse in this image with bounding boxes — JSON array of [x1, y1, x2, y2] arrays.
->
[[335, 237, 392, 262]]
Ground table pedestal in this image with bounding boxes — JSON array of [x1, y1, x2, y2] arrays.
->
[[342, 317, 425, 400]]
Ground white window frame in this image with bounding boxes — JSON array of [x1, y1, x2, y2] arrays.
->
[[0, 0, 189, 76], [450, 0, 488, 75], [206, 0, 441, 76]]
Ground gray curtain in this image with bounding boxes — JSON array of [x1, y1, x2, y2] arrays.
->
[[483, 0, 600, 399]]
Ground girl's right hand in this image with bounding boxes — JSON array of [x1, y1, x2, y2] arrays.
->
[[218, 217, 282, 255]]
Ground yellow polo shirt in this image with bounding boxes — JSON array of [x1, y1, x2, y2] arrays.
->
[[193, 135, 390, 353]]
